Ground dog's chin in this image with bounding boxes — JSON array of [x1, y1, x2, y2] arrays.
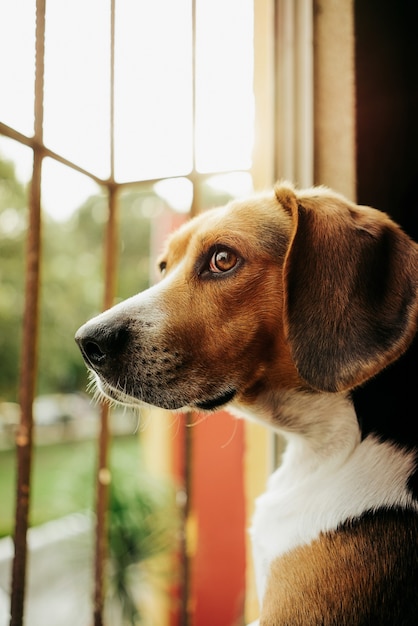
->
[[90, 372, 236, 413]]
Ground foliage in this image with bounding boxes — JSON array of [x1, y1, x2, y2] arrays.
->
[[107, 451, 180, 625], [0, 158, 26, 398]]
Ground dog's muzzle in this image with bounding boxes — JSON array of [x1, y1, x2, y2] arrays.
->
[[75, 310, 238, 411]]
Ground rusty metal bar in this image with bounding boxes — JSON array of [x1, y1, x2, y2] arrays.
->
[[0, 121, 108, 188], [0, 119, 238, 194], [94, 403, 110, 626], [9, 149, 42, 626], [9, 1, 46, 623], [93, 1, 117, 622], [93, 182, 119, 626]]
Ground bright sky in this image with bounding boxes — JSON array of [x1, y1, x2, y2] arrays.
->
[[0, 0, 254, 220]]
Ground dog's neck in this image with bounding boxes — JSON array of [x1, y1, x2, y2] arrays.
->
[[233, 332, 418, 468], [232, 389, 360, 470]]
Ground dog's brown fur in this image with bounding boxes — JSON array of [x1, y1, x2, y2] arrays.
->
[[262, 510, 418, 625]]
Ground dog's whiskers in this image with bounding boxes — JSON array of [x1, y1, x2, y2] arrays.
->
[[187, 412, 209, 428], [220, 417, 238, 449]]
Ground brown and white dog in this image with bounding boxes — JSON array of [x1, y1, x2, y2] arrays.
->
[[76, 183, 418, 625]]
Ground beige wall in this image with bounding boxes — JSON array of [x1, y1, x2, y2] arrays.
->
[[313, 0, 356, 200]]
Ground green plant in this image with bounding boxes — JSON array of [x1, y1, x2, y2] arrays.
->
[[107, 457, 179, 625]]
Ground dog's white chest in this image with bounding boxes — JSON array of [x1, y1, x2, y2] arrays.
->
[[249, 429, 418, 605]]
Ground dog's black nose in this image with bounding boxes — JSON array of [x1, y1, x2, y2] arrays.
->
[[75, 321, 129, 371]]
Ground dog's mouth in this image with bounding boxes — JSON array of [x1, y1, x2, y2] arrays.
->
[[194, 388, 237, 411]]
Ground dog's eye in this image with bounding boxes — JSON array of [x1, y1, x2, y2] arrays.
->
[[209, 249, 238, 273], [159, 261, 167, 276]]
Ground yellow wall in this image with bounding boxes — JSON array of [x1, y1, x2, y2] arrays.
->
[[141, 407, 175, 626], [244, 421, 271, 623]]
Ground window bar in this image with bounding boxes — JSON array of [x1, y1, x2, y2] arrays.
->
[[93, 184, 119, 626], [93, 1, 117, 623], [9, 0, 46, 624], [179, 1, 198, 624]]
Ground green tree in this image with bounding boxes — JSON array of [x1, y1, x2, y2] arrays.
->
[[0, 157, 27, 401]]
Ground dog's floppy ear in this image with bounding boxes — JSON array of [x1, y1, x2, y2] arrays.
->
[[275, 183, 418, 392]]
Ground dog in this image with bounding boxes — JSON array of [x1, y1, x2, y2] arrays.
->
[[76, 182, 418, 625]]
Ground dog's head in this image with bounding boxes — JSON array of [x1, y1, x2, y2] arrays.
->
[[75, 183, 418, 416]]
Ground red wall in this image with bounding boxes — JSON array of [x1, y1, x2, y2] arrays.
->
[[170, 411, 246, 626], [190, 411, 246, 626]]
